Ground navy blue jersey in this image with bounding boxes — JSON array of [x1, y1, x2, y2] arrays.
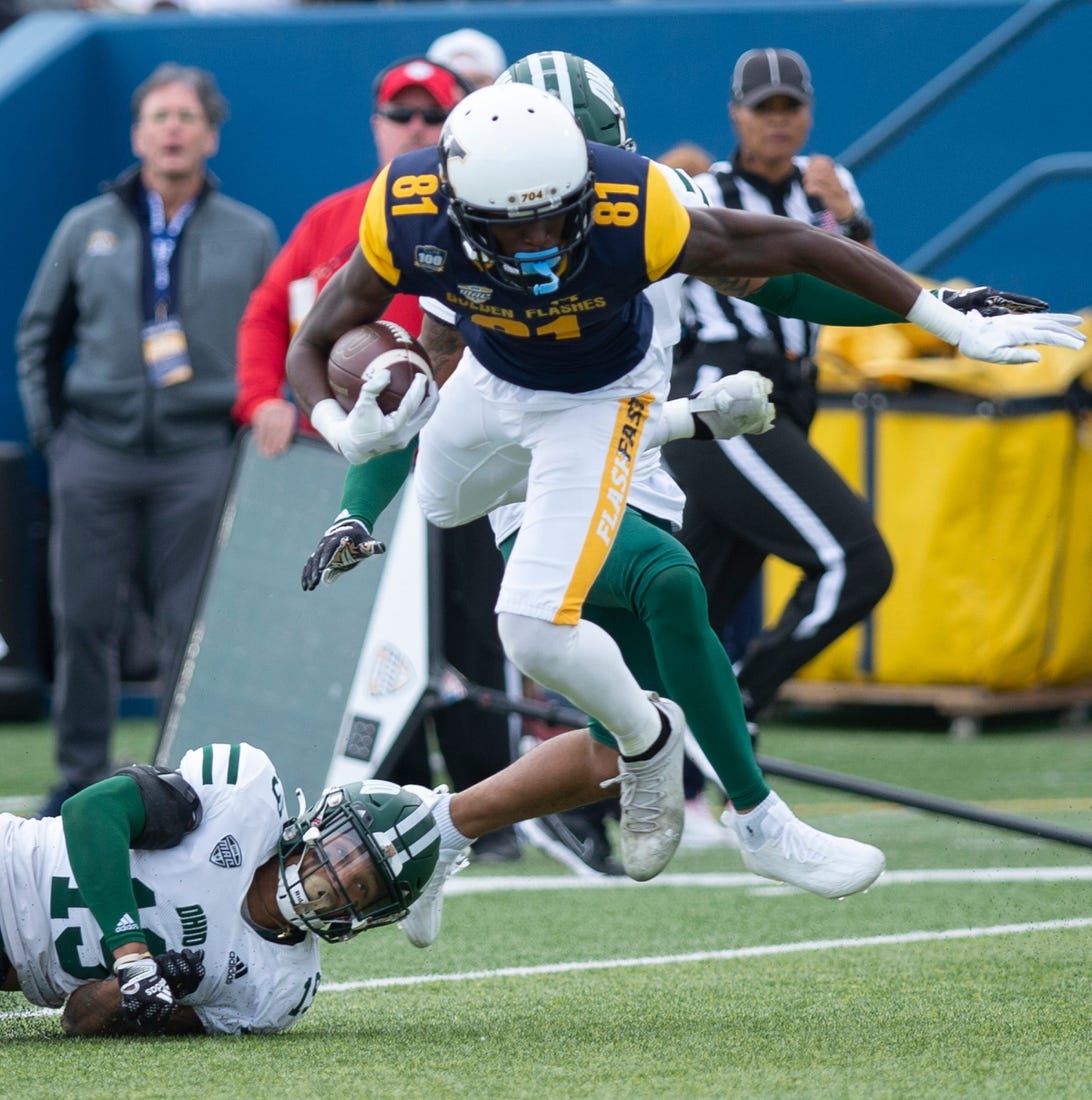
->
[[360, 142, 691, 393]]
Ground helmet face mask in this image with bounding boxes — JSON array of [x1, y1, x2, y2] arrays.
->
[[438, 83, 596, 297], [446, 189, 595, 297], [277, 780, 440, 943], [498, 51, 637, 153]]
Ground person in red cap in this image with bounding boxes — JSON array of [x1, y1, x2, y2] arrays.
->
[[233, 55, 522, 864], [233, 55, 468, 456]]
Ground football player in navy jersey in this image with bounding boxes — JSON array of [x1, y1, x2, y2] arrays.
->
[[301, 53, 897, 903], [286, 81, 1083, 892]]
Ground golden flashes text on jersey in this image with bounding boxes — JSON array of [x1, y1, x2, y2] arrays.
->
[[442, 292, 608, 320]]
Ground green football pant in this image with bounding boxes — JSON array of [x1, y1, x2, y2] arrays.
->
[[503, 507, 768, 810]]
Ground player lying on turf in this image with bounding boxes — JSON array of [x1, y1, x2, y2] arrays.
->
[[13, 723, 891, 1038], [0, 743, 440, 1036], [0, 732, 704, 1035]]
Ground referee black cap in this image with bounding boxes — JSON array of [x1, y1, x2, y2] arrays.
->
[[732, 48, 814, 108]]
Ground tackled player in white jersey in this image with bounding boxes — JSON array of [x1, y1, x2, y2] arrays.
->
[[0, 743, 439, 1035]]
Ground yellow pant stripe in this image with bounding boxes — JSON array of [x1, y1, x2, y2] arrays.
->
[[554, 392, 654, 625]]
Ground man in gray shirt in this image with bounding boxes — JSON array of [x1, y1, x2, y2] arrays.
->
[[17, 63, 278, 816]]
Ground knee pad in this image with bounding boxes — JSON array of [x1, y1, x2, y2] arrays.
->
[[640, 562, 707, 619], [497, 613, 574, 683], [414, 483, 459, 529]]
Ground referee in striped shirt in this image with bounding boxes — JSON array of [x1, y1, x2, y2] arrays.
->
[[665, 48, 893, 732]]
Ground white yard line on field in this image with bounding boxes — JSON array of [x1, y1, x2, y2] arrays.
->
[[442, 865, 1092, 894], [323, 915, 1092, 992], [4, 868, 1091, 1022]]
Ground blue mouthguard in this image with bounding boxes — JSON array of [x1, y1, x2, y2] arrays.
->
[[515, 249, 561, 296]]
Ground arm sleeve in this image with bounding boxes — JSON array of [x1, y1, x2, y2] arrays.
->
[[339, 445, 417, 527], [61, 776, 149, 955], [746, 273, 906, 326], [420, 296, 457, 325]]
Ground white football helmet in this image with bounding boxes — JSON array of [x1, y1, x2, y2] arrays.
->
[[439, 82, 595, 296]]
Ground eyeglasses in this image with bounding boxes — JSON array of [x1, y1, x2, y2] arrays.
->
[[142, 109, 204, 126], [377, 105, 448, 126]]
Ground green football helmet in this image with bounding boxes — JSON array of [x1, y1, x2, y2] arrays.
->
[[276, 780, 440, 943], [498, 50, 637, 152]]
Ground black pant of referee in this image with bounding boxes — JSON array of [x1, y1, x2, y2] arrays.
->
[[664, 342, 893, 723]]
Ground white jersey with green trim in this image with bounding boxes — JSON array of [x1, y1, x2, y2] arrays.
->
[[0, 743, 321, 1035]]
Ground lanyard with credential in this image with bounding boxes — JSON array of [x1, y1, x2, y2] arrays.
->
[[147, 189, 196, 322], [142, 190, 197, 386]]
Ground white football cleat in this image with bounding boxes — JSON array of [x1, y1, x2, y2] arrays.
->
[[679, 797, 736, 850], [398, 786, 470, 948], [602, 695, 687, 882], [724, 791, 885, 899]]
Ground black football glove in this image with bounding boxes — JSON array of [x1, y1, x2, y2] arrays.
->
[[154, 948, 205, 1000], [301, 515, 385, 591], [115, 954, 175, 1033], [937, 286, 1049, 318]]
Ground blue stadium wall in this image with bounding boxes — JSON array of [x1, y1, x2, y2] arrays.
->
[[1, 0, 1090, 445]]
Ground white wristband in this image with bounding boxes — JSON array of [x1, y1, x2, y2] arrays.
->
[[905, 287, 966, 346], [659, 398, 697, 443], [113, 951, 153, 974], [309, 398, 347, 455]]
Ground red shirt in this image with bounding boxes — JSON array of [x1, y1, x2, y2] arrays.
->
[[233, 178, 423, 434]]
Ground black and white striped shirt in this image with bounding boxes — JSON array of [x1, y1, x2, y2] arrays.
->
[[687, 151, 868, 359]]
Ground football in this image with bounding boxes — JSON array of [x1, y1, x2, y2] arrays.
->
[[327, 321, 432, 415]]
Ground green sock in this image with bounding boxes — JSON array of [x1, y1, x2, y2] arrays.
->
[[636, 563, 769, 810]]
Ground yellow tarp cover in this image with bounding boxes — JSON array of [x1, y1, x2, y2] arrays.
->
[[764, 290, 1092, 689], [817, 306, 1092, 398]]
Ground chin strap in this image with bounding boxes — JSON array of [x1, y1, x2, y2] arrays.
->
[[274, 860, 307, 933], [515, 249, 561, 296], [274, 788, 318, 933]]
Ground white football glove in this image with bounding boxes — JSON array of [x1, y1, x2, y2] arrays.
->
[[330, 367, 436, 464], [907, 289, 1085, 366], [956, 310, 1086, 365], [312, 369, 437, 464], [688, 370, 775, 438]]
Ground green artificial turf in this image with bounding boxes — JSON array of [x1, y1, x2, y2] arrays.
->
[[1, 713, 1090, 1097]]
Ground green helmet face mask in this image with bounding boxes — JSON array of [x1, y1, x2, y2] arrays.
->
[[276, 780, 440, 942], [498, 50, 637, 152]]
